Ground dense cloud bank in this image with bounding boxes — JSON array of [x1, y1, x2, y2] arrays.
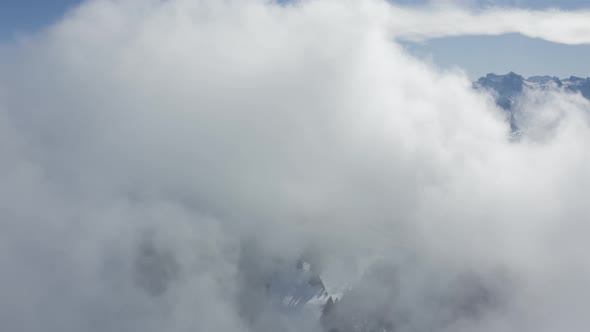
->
[[0, 0, 589, 331]]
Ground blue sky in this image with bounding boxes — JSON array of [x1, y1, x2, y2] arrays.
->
[[1, 0, 588, 79], [0, 0, 81, 40], [402, 34, 590, 79]]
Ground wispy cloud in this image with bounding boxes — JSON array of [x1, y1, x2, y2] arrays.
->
[[389, 5, 590, 44]]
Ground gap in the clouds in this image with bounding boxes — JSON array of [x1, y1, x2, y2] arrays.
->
[[0, 0, 82, 42], [400, 33, 590, 80]]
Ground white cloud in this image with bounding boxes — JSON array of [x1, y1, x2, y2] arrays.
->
[[389, 5, 590, 45], [0, 0, 589, 331]]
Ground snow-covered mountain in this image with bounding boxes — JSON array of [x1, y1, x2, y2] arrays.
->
[[474, 72, 590, 110], [473, 72, 590, 133], [266, 258, 331, 317]]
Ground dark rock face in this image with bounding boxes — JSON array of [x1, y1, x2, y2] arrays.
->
[[475, 72, 525, 102], [564, 76, 590, 99], [235, 242, 329, 331], [474, 73, 526, 131]]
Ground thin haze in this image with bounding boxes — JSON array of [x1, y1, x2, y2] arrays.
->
[[0, 1, 589, 332]]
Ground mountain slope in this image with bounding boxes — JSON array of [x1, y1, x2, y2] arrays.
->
[[474, 72, 590, 110]]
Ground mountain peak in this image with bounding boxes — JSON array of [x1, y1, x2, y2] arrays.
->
[[473, 72, 590, 130], [476, 72, 525, 100]]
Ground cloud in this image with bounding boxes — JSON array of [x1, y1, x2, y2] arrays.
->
[[389, 5, 590, 45], [0, 0, 589, 331]]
